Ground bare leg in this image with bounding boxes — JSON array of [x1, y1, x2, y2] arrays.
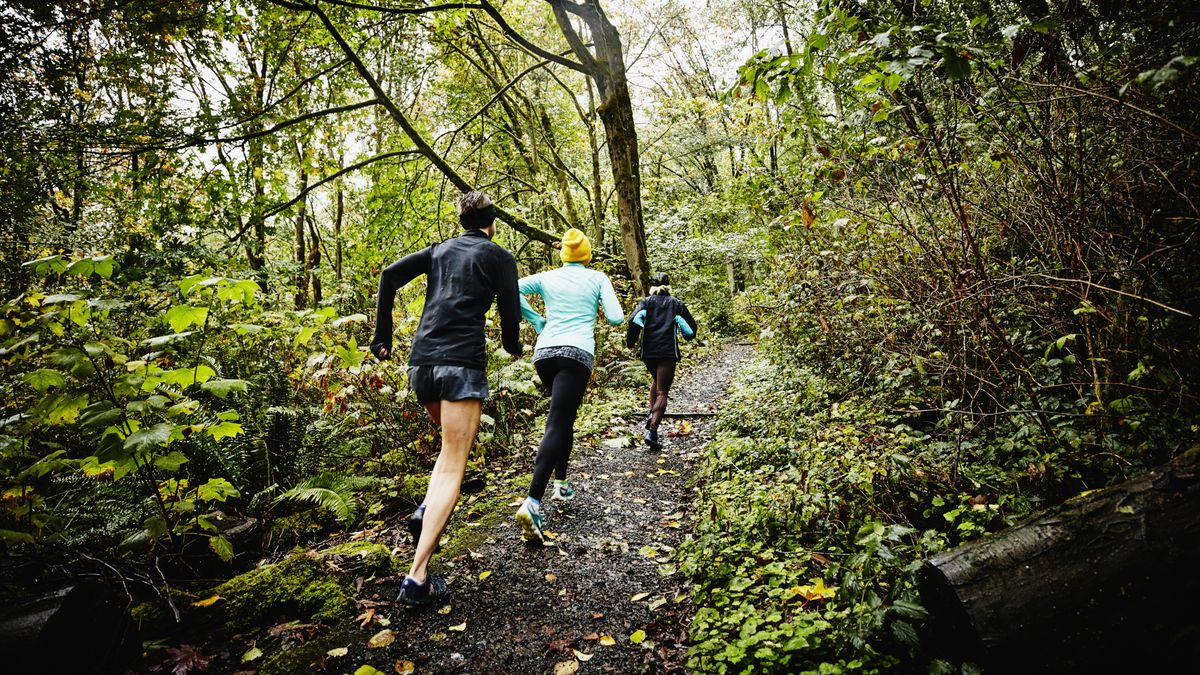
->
[[408, 398, 481, 582]]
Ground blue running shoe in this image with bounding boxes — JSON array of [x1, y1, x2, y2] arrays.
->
[[396, 572, 449, 607], [644, 429, 663, 451], [515, 497, 545, 545], [551, 480, 576, 502]]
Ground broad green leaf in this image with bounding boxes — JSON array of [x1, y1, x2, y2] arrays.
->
[[231, 323, 264, 335], [210, 535, 234, 563], [123, 422, 175, 454], [153, 450, 189, 472], [215, 410, 240, 421], [159, 365, 216, 388], [165, 304, 208, 333], [294, 325, 317, 347], [42, 293, 81, 305], [66, 258, 94, 277], [23, 254, 68, 276], [207, 421, 243, 440], [19, 449, 69, 480], [49, 347, 96, 378], [217, 279, 258, 304], [331, 313, 368, 327], [37, 393, 89, 425], [200, 379, 249, 398], [197, 477, 240, 502], [24, 368, 66, 392]]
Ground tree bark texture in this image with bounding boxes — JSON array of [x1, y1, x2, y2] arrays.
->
[[549, 0, 650, 293], [918, 448, 1200, 672]]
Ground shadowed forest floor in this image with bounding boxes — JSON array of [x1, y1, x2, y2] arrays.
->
[[190, 344, 751, 675]]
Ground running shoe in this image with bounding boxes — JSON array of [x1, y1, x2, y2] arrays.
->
[[550, 480, 576, 501], [406, 504, 441, 552], [395, 572, 449, 607], [644, 429, 663, 451], [515, 497, 546, 545]]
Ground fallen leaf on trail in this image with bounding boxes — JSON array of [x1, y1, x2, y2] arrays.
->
[[508, 499, 522, 507], [553, 660, 579, 675], [429, 632, 447, 641], [191, 594, 221, 608], [438, 605, 452, 615], [591, 612, 604, 620], [241, 646, 262, 663], [357, 608, 376, 627], [597, 474, 610, 479], [449, 622, 467, 632], [355, 667, 386, 675], [545, 573, 558, 582], [394, 660, 416, 674], [573, 649, 593, 662], [582, 632, 599, 641], [660, 511, 683, 519], [327, 647, 349, 657], [648, 597, 667, 610], [630, 592, 650, 602], [367, 629, 396, 648], [599, 635, 616, 646], [376, 617, 391, 626], [630, 629, 647, 644], [674, 593, 688, 603], [638, 545, 658, 558], [662, 521, 681, 528], [544, 530, 558, 540], [478, 570, 492, 580]]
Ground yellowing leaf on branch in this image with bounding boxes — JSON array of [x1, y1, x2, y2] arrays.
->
[[791, 578, 837, 602]]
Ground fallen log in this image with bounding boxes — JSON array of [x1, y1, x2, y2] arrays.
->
[[919, 448, 1200, 672], [0, 579, 139, 673]]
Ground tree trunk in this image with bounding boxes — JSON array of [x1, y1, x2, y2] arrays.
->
[[549, 0, 650, 293], [294, 160, 309, 310], [918, 448, 1200, 672]]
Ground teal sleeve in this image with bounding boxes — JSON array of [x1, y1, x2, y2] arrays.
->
[[633, 309, 646, 327], [599, 274, 624, 325], [518, 274, 546, 333], [674, 314, 695, 339]]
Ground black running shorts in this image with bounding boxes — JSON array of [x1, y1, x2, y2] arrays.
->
[[407, 365, 489, 404]]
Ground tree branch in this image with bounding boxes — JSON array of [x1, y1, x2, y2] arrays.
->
[[170, 99, 380, 150], [263, 149, 421, 219], [285, 0, 559, 244]]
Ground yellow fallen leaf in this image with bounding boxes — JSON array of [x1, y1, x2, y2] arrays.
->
[[326, 647, 349, 657], [394, 660, 416, 674], [674, 593, 688, 604], [630, 592, 650, 602], [429, 632, 447, 641], [573, 649, 593, 662], [792, 578, 838, 602], [599, 635, 616, 646], [630, 629, 646, 644], [544, 530, 558, 540], [545, 573, 558, 583], [553, 660, 579, 675], [478, 570, 492, 580], [638, 546, 658, 557], [191, 594, 221, 607], [648, 597, 667, 610], [449, 622, 467, 632], [367, 628, 396, 648], [438, 605, 452, 615], [242, 646, 262, 663]]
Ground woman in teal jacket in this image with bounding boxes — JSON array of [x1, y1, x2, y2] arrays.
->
[[514, 228, 623, 544]]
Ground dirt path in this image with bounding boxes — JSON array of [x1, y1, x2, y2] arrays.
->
[[353, 344, 752, 674]]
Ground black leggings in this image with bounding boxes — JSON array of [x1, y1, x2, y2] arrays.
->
[[645, 359, 677, 432], [528, 357, 591, 501]]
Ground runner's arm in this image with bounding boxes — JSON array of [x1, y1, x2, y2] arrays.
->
[[371, 247, 432, 359], [625, 300, 646, 348], [517, 273, 546, 333], [496, 253, 525, 357], [676, 300, 698, 340], [599, 275, 624, 325]]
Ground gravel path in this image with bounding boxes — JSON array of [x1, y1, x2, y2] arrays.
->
[[351, 344, 753, 674]]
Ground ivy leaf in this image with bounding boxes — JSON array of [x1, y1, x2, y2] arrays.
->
[[210, 535, 234, 563], [123, 422, 175, 454], [200, 379, 249, 399], [165, 304, 208, 333], [24, 368, 66, 392]]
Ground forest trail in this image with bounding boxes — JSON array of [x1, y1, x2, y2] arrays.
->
[[355, 344, 752, 674]]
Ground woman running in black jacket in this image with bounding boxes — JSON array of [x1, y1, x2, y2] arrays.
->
[[626, 273, 698, 450]]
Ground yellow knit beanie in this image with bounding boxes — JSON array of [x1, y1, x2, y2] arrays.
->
[[560, 228, 592, 263]]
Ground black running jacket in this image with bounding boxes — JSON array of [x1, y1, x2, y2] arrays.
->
[[371, 229, 523, 369], [625, 293, 698, 360]]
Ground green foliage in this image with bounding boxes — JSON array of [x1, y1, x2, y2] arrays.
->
[[275, 474, 377, 525]]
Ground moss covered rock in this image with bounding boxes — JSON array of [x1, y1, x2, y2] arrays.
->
[[324, 540, 402, 577], [215, 550, 354, 629]]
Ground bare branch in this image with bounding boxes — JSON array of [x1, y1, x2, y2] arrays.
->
[[264, 149, 421, 219]]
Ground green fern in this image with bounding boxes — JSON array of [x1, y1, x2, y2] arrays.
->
[[274, 474, 376, 525]]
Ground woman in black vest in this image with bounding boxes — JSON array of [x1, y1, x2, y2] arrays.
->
[[625, 272, 698, 450]]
